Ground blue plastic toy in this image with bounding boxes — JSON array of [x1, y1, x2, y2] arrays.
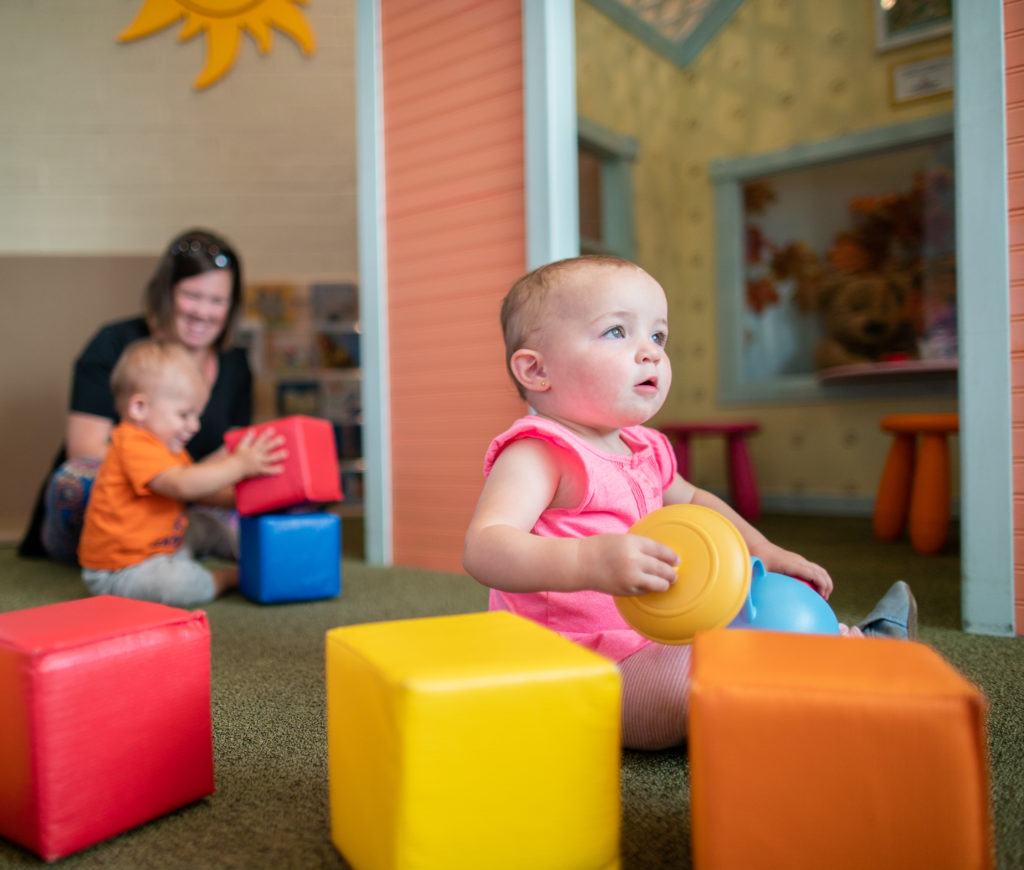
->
[[728, 558, 841, 635]]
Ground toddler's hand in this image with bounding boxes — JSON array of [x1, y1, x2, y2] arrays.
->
[[754, 542, 834, 599], [577, 533, 679, 597], [233, 428, 288, 479]]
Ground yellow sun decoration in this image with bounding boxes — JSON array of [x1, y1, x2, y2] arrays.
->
[[119, 0, 316, 90]]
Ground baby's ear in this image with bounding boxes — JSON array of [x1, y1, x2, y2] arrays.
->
[[123, 393, 149, 424], [509, 349, 549, 393]]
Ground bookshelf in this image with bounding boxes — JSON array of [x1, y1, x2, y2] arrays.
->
[[237, 280, 364, 529]]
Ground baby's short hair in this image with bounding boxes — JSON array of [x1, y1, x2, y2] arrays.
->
[[500, 254, 636, 398], [110, 338, 203, 415]]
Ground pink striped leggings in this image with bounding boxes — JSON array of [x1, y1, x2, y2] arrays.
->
[[618, 642, 692, 750]]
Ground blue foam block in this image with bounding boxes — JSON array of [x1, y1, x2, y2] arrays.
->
[[239, 513, 341, 604]]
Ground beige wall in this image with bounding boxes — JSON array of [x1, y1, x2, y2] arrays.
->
[[576, 0, 957, 511], [0, 258, 153, 540], [0, 2, 356, 541]]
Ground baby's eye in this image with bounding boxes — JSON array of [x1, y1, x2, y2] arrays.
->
[[652, 331, 668, 347], [603, 326, 626, 339]]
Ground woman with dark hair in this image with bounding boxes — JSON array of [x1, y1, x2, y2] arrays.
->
[[19, 228, 254, 562]]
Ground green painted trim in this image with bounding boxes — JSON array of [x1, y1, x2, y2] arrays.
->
[[713, 115, 957, 405], [583, 0, 680, 65], [714, 179, 745, 402], [601, 158, 635, 259], [578, 115, 637, 259], [955, 2, 1015, 636], [354, 0, 392, 565], [676, 0, 744, 67], [577, 116, 638, 159], [584, 0, 744, 69], [710, 113, 954, 182]]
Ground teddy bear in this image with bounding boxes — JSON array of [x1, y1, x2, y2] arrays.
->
[[814, 267, 919, 370]]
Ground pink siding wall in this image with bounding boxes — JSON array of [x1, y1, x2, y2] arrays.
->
[[1007, 0, 1024, 633], [380, 0, 527, 571]]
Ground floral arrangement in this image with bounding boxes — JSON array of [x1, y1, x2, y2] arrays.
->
[[742, 164, 957, 358], [744, 180, 823, 315]]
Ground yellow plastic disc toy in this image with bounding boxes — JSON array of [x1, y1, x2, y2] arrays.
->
[[614, 504, 752, 644]]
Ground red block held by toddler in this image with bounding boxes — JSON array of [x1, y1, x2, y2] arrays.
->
[[224, 415, 342, 516]]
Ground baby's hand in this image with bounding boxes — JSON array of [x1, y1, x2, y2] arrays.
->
[[233, 428, 288, 479], [754, 542, 834, 599], [577, 533, 679, 597]]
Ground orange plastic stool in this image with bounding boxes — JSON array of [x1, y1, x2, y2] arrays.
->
[[873, 413, 959, 554], [689, 630, 994, 870]]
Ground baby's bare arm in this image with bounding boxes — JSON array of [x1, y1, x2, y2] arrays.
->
[[689, 486, 834, 598], [463, 439, 679, 596], [148, 429, 287, 503]]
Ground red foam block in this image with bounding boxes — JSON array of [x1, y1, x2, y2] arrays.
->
[[224, 415, 342, 516], [0, 596, 214, 861]]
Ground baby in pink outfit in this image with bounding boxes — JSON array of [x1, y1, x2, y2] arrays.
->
[[463, 255, 915, 750]]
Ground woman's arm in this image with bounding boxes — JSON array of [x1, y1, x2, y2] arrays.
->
[[463, 438, 679, 597], [65, 412, 113, 460]]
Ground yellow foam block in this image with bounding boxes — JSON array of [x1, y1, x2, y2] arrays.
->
[[326, 611, 621, 870], [689, 630, 994, 870]]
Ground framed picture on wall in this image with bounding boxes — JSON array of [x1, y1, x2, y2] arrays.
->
[[890, 54, 954, 105], [875, 0, 952, 53]]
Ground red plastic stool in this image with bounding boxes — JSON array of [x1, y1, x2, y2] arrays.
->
[[873, 413, 959, 555], [658, 421, 761, 521]]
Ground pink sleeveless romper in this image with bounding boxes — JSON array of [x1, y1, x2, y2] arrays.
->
[[484, 416, 677, 661]]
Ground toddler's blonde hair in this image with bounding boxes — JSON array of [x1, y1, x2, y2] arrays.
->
[[110, 338, 205, 415]]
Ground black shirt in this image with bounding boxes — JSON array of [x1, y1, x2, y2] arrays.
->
[[71, 317, 253, 460]]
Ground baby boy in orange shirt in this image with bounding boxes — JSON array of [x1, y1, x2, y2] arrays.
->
[[79, 338, 285, 606]]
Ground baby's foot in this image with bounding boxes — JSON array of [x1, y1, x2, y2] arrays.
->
[[857, 580, 918, 640]]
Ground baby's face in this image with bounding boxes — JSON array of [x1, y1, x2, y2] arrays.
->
[[140, 367, 209, 455], [532, 264, 671, 432]]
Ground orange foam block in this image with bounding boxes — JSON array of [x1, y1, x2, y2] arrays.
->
[[689, 630, 994, 870], [0, 596, 214, 861], [224, 415, 341, 516]]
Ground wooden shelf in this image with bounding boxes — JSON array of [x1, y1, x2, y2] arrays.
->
[[817, 358, 957, 386]]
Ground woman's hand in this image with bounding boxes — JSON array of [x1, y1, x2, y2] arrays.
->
[[576, 533, 680, 597]]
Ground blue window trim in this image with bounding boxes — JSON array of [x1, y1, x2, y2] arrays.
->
[[711, 113, 957, 405]]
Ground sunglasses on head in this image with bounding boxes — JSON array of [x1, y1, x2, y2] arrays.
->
[[174, 238, 230, 269]]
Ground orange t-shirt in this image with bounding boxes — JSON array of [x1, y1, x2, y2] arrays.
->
[[78, 423, 193, 571]]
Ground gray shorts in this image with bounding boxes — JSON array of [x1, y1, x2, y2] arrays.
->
[[82, 507, 238, 608]]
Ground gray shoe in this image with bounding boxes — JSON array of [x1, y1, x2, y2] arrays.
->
[[857, 581, 918, 641]]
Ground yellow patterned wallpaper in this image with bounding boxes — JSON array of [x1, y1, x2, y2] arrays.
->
[[576, 0, 957, 511]]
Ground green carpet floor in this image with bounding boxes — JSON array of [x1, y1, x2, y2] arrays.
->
[[1, 515, 1022, 869]]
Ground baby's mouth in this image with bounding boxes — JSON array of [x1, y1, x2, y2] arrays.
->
[[637, 376, 658, 390]]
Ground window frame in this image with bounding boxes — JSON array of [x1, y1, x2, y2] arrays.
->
[[578, 116, 638, 259], [711, 113, 957, 404]]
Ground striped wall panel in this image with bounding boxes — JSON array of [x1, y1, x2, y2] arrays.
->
[[1007, 0, 1024, 633], [380, 0, 527, 571]]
